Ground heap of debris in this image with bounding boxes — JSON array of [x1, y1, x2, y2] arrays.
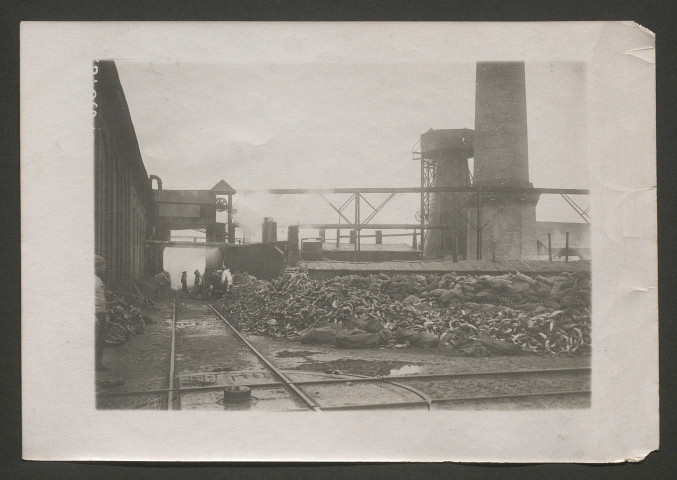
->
[[213, 271, 591, 356], [104, 291, 154, 345]]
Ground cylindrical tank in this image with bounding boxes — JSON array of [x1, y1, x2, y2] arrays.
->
[[421, 129, 473, 259], [262, 217, 277, 243]]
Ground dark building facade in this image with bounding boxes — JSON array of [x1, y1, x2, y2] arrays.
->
[[94, 60, 161, 290]]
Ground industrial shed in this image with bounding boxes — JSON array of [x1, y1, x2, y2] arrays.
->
[[94, 60, 161, 290]]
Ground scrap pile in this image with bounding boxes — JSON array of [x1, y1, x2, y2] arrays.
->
[[213, 270, 591, 356], [104, 291, 154, 345]]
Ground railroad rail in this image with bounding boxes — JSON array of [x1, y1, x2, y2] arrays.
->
[[96, 298, 591, 410]]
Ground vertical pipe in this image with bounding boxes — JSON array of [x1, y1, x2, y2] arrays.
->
[[336, 229, 340, 247], [353, 194, 357, 261], [412, 230, 417, 250], [565, 232, 569, 262], [227, 194, 234, 244], [548, 233, 552, 261], [356, 193, 361, 259], [287, 225, 299, 267], [420, 158, 425, 251], [476, 186, 482, 260]]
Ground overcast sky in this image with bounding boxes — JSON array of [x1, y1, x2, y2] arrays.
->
[[116, 60, 588, 241]]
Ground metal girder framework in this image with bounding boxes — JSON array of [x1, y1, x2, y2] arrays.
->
[[297, 191, 408, 257], [319, 192, 353, 225], [239, 186, 590, 195], [243, 182, 590, 260], [561, 194, 591, 224], [297, 223, 447, 230], [362, 193, 396, 225]]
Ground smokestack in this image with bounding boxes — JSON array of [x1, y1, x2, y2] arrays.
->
[[468, 61, 539, 260], [474, 62, 531, 187]]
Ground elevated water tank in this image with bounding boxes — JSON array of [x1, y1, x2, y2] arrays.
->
[[421, 129, 474, 259]]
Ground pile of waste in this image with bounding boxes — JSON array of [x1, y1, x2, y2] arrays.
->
[[104, 291, 154, 345], [213, 270, 591, 356]]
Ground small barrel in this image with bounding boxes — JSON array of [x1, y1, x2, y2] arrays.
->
[[223, 386, 251, 403]]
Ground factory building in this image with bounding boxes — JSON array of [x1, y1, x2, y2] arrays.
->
[[422, 62, 546, 261], [93, 59, 588, 290], [94, 60, 161, 290]]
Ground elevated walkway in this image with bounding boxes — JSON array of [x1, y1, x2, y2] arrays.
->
[[301, 259, 590, 278]]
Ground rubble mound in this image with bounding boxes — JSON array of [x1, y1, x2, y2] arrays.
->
[[213, 271, 591, 356], [104, 291, 154, 345]]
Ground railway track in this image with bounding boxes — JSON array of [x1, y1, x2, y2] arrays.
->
[[96, 298, 591, 410]]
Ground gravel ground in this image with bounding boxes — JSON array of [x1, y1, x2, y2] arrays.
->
[[95, 300, 174, 394], [402, 371, 590, 399], [97, 298, 592, 410], [433, 393, 590, 410]]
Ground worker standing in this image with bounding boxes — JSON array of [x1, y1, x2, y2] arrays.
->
[[181, 271, 188, 293], [193, 269, 202, 290], [95, 255, 110, 372], [224, 268, 233, 292], [163, 270, 172, 297], [154, 271, 166, 299]]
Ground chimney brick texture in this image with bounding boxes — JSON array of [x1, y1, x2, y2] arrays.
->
[[474, 62, 531, 187], [468, 62, 539, 260]]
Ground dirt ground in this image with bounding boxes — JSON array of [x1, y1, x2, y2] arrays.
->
[[97, 297, 591, 409], [95, 300, 174, 391], [246, 334, 591, 376]]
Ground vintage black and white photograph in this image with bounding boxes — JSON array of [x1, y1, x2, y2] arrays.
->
[[21, 22, 657, 462], [93, 58, 592, 411]]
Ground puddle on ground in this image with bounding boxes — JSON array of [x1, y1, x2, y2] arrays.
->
[[388, 364, 423, 376], [291, 359, 423, 377], [275, 350, 323, 358]]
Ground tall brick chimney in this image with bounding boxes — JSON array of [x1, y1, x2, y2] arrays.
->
[[467, 62, 539, 260]]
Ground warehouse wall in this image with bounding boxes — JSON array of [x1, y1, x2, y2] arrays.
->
[[94, 60, 159, 291]]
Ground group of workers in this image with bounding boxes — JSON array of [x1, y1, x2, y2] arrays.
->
[[95, 254, 235, 372], [189, 267, 233, 297], [180, 269, 208, 292]]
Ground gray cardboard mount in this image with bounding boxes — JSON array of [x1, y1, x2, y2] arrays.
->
[[20, 22, 656, 462]]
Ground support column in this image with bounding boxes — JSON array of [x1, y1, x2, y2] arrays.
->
[[227, 194, 234, 244], [420, 157, 425, 252], [287, 225, 299, 267]]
